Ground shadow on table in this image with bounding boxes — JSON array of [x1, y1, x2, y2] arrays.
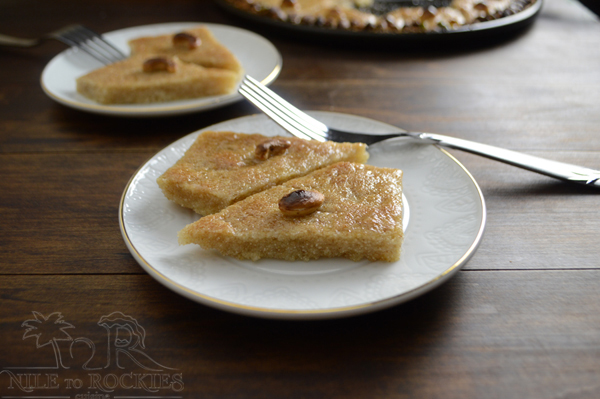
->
[[148, 270, 465, 396]]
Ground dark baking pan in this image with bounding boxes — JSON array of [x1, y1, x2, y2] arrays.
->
[[215, 0, 543, 48]]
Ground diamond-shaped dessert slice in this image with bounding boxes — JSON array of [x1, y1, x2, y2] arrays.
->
[[178, 162, 403, 262], [157, 131, 369, 215], [76, 54, 239, 104], [128, 26, 242, 75]]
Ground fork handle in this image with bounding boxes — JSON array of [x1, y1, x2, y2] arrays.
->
[[0, 33, 38, 47], [413, 132, 600, 187]]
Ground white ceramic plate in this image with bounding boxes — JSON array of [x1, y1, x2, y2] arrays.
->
[[40, 22, 282, 117], [119, 112, 486, 319]]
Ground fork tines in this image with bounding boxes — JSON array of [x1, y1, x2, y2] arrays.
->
[[53, 24, 126, 65], [239, 75, 329, 142]]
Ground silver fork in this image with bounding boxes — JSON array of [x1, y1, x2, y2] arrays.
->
[[239, 75, 600, 188], [0, 24, 127, 65]]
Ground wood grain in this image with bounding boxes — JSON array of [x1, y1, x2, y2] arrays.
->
[[1, 271, 599, 399], [0, 153, 146, 274], [1, 0, 600, 398]]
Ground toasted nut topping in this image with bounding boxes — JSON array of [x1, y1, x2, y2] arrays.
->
[[422, 5, 437, 19], [279, 190, 324, 216], [173, 32, 201, 49], [281, 0, 297, 8], [338, 18, 351, 29], [268, 6, 287, 20], [385, 15, 405, 30], [350, 18, 366, 28], [142, 57, 177, 73], [301, 15, 317, 25], [474, 2, 488, 11], [288, 12, 302, 24], [255, 138, 291, 160], [327, 7, 343, 19]]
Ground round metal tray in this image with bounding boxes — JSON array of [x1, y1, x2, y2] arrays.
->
[[216, 0, 543, 47]]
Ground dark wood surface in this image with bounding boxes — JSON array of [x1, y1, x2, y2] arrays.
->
[[1, 0, 599, 398]]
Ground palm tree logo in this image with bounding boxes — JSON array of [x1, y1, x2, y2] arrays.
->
[[21, 311, 74, 369], [98, 311, 175, 371]]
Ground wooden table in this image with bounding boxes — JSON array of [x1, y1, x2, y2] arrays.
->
[[1, 0, 599, 397]]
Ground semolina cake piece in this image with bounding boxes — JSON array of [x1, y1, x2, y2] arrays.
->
[[76, 54, 239, 104], [178, 162, 404, 262], [156, 131, 369, 215], [128, 26, 242, 75]]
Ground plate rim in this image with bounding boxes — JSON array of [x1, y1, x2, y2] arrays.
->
[[40, 22, 282, 117], [119, 111, 486, 319]]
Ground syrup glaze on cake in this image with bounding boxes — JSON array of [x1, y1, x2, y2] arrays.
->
[[157, 131, 369, 216], [178, 162, 404, 262]]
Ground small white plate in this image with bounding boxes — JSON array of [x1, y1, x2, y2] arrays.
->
[[40, 22, 282, 117], [119, 112, 486, 319]]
